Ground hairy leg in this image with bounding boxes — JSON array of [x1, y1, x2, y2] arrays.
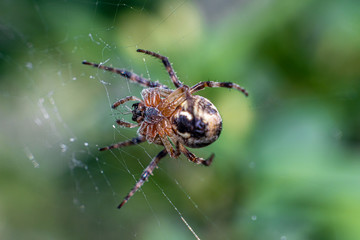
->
[[112, 96, 142, 109], [190, 81, 248, 97], [82, 60, 168, 88], [137, 49, 183, 88], [116, 119, 139, 128], [178, 144, 214, 166], [99, 135, 145, 151], [118, 149, 168, 209]]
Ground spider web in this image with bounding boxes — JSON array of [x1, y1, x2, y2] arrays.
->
[[1, 0, 255, 239]]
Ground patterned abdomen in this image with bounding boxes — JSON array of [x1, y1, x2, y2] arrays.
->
[[172, 95, 222, 148]]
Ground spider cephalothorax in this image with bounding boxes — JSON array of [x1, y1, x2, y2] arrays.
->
[[82, 49, 248, 209]]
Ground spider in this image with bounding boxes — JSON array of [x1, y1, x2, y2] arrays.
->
[[82, 49, 248, 209]]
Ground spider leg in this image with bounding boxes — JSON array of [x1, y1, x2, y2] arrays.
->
[[160, 136, 179, 158], [118, 149, 168, 209], [178, 144, 214, 166], [157, 86, 188, 116], [158, 88, 173, 98], [112, 96, 142, 109], [116, 120, 139, 128], [82, 61, 168, 88], [190, 81, 248, 97], [136, 49, 183, 88], [99, 135, 146, 151], [169, 136, 181, 156]]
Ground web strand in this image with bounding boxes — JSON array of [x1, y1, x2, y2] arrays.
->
[[152, 180, 201, 240]]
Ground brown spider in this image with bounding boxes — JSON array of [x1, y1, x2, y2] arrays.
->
[[82, 49, 248, 209]]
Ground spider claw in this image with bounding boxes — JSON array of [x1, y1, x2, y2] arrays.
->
[[82, 60, 96, 66], [203, 153, 215, 166], [117, 200, 127, 209], [99, 146, 109, 151]]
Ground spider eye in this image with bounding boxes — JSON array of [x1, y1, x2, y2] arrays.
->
[[131, 103, 144, 122], [132, 103, 139, 109]]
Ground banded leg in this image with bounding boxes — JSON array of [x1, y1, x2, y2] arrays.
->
[[112, 96, 142, 109], [118, 149, 168, 209], [179, 144, 214, 166], [190, 81, 248, 97], [99, 135, 146, 151], [82, 60, 168, 88], [137, 49, 183, 88], [116, 120, 139, 128]]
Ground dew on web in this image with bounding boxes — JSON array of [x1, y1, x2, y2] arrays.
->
[[26, 62, 33, 69], [70, 155, 84, 169], [60, 143, 67, 153], [83, 163, 99, 193], [24, 147, 40, 168], [89, 33, 101, 45], [34, 118, 42, 126], [100, 80, 111, 85], [143, 57, 152, 81], [38, 98, 50, 120]]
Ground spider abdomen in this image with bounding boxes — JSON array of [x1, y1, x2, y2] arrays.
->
[[172, 95, 222, 148]]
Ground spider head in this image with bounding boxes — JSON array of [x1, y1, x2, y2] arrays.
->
[[131, 102, 146, 123]]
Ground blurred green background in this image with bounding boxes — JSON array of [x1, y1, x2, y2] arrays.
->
[[1, 0, 360, 239]]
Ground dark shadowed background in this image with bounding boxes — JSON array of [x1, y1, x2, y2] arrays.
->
[[1, 0, 360, 239]]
